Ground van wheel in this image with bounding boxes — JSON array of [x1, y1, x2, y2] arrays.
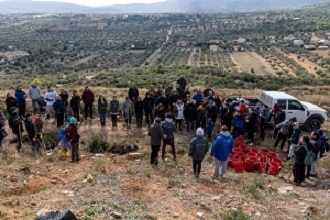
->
[[305, 118, 321, 131]]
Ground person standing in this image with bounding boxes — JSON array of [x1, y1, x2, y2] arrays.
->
[[174, 99, 184, 131], [162, 113, 176, 161], [177, 75, 187, 91], [97, 95, 108, 126], [148, 117, 164, 165], [210, 125, 234, 178], [60, 89, 69, 121], [65, 117, 80, 163], [259, 105, 270, 141], [143, 92, 154, 128], [28, 84, 41, 114], [272, 119, 291, 151], [196, 105, 206, 129], [184, 99, 197, 132], [53, 96, 65, 128], [306, 131, 321, 178], [0, 111, 6, 150], [134, 96, 144, 128], [5, 93, 18, 115], [122, 97, 133, 129], [81, 86, 95, 120], [246, 108, 258, 145], [188, 128, 210, 178], [70, 90, 81, 122], [293, 135, 309, 186], [8, 107, 24, 152], [14, 85, 27, 119], [44, 86, 58, 120], [128, 83, 139, 102], [205, 99, 217, 123], [24, 113, 36, 141], [109, 95, 120, 128]]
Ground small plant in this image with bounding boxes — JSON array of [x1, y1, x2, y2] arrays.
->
[[243, 177, 265, 199], [223, 208, 250, 220], [43, 130, 60, 150], [168, 178, 181, 187], [2, 201, 13, 206], [84, 209, 96, 216]]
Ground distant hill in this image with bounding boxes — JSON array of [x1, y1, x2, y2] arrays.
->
[[0, 0, 329, 13]]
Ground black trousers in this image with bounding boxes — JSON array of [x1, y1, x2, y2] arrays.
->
[[274, 132, 288, 149], [145, 109, 153, 125], [248, 128, 255, 143], [293, 162, 305, 184], [56, 112, 64, 128], [19, 105, 26, 118], [111, 115, 118, 127], [162, 139, 176, 161], [71, 142, 79, 162], [193, 160, 202, 176], [84, 103, 93, 119], [73, 108, 80, 121], [259, 123, 266, 140], [150, 144, 160, 165]]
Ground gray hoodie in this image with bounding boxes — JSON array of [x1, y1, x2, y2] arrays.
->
[[29, 86, 41, 100], [188, 135, 209, 161]]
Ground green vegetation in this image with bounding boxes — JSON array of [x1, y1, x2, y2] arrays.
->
[[223, 208, 250, 220]]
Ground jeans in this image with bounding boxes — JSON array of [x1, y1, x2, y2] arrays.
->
[[73, 108, 80, 121], [214, 158, 227, 177], [100, 113, 106, 126], [111, 115, 118, 127], [145, 109, 153, 126], [32, 99, 39, 114]]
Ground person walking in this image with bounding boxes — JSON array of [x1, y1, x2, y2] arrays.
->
[[272, 119, 291, 151], [162, 113, 176, 161], [210, 125, 234, 178], [14, 85, 27, 119], [122, 97, 133, 129], [28, 84, 41, 114], [109, 95, 120, 128], [70, 90, 81, 122], [188, 128, 210, 178], [44, 86, 58, 120], [97, 95, 108, 126], [148, 117, 164, 165], [65, 117, 81, 163], [81, 86, 95, 120]]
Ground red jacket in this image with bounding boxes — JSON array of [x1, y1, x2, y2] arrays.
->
[[81, 90, 94, 104], [65, 124, 80, 143]]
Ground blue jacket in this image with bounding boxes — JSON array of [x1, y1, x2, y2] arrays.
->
[[233, 115, 244, 129], [205, 121, 214, 134], [14, 89, 26, 106], [193, 94, 204, 106], [290, 129, 301, 145], [210, 132, 234, 161]]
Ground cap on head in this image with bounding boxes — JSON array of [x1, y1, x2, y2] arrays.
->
[[69, 117, 77, 124], [196, 128, 204, 136]]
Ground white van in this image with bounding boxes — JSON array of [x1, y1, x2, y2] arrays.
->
[[259, 91, 328, 131]]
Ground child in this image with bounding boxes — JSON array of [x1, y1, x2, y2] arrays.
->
[[38, 96, 47, 116], [34, 116, 44, 134], [287, 122, 301, 160], [232, 110, 244, 138], [205, 118, 214, 139], [175, 99, 184, 131], [59, 127, 71, 157], [31, 133, 42, 155]]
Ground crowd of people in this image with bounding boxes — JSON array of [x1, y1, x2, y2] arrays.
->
[[0, 76, 329, 183]]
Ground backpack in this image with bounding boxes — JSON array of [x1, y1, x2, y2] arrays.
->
[[304, 146, 315, 166], [275, 111, 286, 123]]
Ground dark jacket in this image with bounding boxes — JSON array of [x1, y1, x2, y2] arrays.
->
[[143, 97, 154, 111], [128, 87, 139, 101], [53, 99, 65, 114], [60, 93, 69, 106], [177, 78, 187, 90], [82, 90, 95, 104], [98, 97, 108, 114], [109, 100, 120, 115], [196, 109, 206, 128], [65, 123, 80, 143], [149, 122, 164, 146], [134, 100, 144, 114], [155, 96, 168, 110], [205, 105, 217, 120], [162, 118, 176, 140], [8, 113, 23, 135], [294, 143, 308, 164], [247, 112, 258, 131], [24, 119, 35, 140], [14, 89, 26, 106], [184, 103, 197, 121], [6, 97, 18, 112], [168, 94, 180, 104], [70, 95, 81, 110], [188, 135, 209, 161]]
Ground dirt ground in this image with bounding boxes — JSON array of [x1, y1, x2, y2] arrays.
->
[[1, 115, 330, 220], [231, 52, 276, 76]]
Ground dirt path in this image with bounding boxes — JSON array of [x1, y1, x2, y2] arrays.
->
[[287, 53, 322, 77], [70, 54, 99, 67]]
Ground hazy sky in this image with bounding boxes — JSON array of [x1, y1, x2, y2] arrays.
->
[[36, 0, 166, 7]]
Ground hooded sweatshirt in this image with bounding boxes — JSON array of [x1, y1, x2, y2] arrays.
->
[[290, 122, 301, 145], [162, 118, 176, 140], [210, 131, 234, 161], [276, 120, 290, 135], [188, 134, 209, 161]]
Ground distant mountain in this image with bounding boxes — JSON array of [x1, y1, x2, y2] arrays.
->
[[0, 0, 329, 14]]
